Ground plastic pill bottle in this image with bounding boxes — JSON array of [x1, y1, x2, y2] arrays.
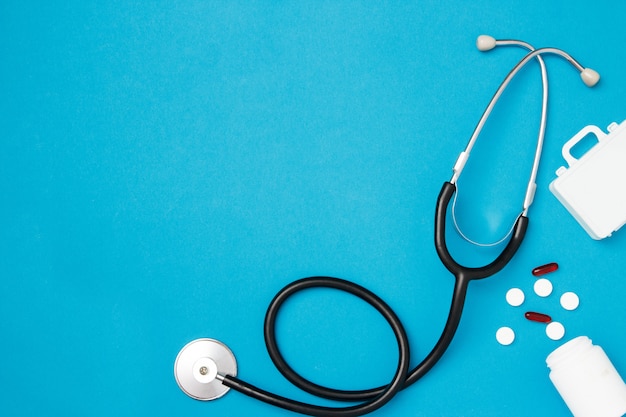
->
[[546, 336, 626, 417]]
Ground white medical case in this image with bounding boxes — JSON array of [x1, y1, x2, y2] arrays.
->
[[549, 120, 626, 240]]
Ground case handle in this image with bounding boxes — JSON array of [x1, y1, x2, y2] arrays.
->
[[561, 125, 607, 167]]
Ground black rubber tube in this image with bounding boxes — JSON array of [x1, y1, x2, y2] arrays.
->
[[435, 182, 529, 281], [221, 273, 469, 416], [219, 181, 528, 416], [221, 276, 412, 417]]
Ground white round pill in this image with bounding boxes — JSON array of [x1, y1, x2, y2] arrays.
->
[[546, 321, 565, 341], [506, 288, 525, 307], [496, 326, 515, 346], [560, 292, 580, 311], [534, 278, 553, 297]]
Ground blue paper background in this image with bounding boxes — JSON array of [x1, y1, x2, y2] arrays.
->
[[2, 1, 625, 416]]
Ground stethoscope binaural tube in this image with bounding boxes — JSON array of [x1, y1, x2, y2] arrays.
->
[[450, 39, 599, 246], [174, 37, 600, 417], [450, 43, 600, 212], [451, 44, 600, 186]]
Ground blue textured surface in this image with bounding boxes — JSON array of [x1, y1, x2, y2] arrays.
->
[[2, 1, 626, 416]]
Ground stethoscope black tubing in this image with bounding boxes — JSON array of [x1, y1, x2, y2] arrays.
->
[[220, 181, 528, 416], [221, 277, 411, 417], [435, 182, 529, 282]]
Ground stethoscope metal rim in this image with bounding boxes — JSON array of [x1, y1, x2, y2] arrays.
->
[[174, 338, 238, 401]]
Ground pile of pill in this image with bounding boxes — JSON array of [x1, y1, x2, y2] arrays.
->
[[496, 262, 579, 346]]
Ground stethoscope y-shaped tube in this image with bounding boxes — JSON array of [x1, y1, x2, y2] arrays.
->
[[175, 37, 599, 417]]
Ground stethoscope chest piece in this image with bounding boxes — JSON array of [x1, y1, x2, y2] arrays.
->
[[174, 338, 237, 401]]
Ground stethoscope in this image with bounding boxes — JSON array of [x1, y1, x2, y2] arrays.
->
[[174, 36, 600, 416]]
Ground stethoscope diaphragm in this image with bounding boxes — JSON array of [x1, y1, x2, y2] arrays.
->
[[174, 338, 237, 400]]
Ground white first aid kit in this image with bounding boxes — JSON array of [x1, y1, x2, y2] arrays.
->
[[549, 120, 626, 240]]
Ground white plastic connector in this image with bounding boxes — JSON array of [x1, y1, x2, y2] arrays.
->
[[476, 35, 497, 51], [452, 151, 469, 176], [523, 182, 537, 211], [580, 68, 600, 87]]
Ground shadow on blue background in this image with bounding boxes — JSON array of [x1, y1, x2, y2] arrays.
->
[[1, 1, 625, 416]]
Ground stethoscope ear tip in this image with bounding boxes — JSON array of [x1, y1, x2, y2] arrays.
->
[[476, 35, 497, 52], [581, 68, 600, 87]]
